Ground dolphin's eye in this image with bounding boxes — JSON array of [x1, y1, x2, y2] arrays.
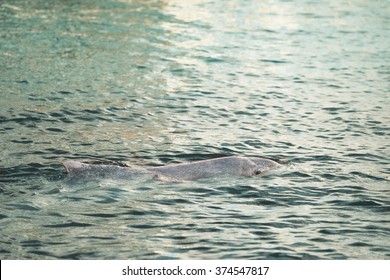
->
[[255, 170, 262, 175]]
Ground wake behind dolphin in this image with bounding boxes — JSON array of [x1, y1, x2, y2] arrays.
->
[[63, 156, 281, 181]]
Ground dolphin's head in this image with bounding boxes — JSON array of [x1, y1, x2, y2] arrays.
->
[[63, 160, 89, 173], [246, 157, 281, 175]]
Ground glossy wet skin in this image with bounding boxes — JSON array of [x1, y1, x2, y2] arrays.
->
[[63, 156, 281, 181], [147, 156, 280, 180]]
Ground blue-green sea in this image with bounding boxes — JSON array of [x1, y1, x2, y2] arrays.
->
[[1, 0, 389, 259]]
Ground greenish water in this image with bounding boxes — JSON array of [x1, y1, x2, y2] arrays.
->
[[1, 0, 389, 259]]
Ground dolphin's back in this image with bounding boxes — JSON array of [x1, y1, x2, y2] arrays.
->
[[147, 156, 279, 181], [63, 160, 149, 179], [63, 156, 281, 181]]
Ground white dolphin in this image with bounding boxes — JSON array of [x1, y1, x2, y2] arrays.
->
[[63, 156, 281, 181]]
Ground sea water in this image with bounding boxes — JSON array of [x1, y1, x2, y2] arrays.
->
[[0, 0, 389, 259]]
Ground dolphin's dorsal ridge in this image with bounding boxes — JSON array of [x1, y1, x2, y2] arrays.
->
[[63, 156, 281, 181]]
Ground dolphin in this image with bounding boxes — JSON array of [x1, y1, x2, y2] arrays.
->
[[63, 156, 281, 181]]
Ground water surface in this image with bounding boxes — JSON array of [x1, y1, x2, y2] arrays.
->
[[1, 0, 389, 259]]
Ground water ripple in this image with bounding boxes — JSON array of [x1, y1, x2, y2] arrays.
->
[[1, 0, 389, 260]]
